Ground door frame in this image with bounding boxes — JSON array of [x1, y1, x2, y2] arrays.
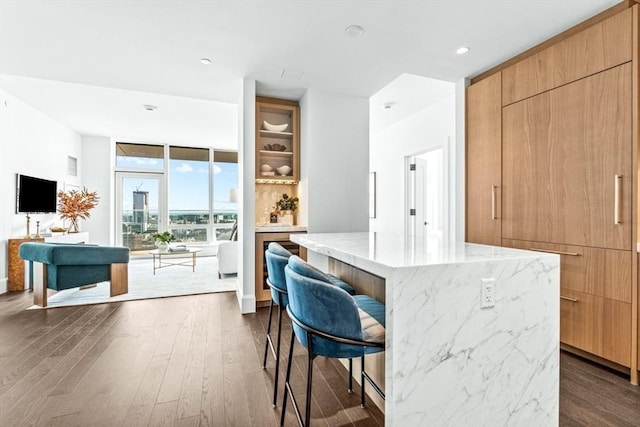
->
[[404, 144, 450, 243], [114, 171, 166, 247]]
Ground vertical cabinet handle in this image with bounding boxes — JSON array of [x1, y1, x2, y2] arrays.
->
[[491, 185, 498, 220], [614, 175, 622, 225]]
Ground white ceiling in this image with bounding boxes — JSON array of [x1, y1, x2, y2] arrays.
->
[[0, 0, 622, 144], [0, 75, 239, 149]]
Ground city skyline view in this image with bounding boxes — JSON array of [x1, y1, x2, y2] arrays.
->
[[119, 158, 238, 213]]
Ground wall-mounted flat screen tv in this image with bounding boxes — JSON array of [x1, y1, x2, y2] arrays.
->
[[16, 174, 58, 214]]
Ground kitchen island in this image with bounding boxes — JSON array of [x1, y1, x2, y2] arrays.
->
[[290, 232, 560, 427]]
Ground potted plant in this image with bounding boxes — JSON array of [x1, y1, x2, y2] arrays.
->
[[276, 193, 298, 225], [151, 231, 175, 251], [57, 187, 99, 233]]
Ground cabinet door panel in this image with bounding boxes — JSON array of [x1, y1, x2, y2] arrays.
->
[[502, 92, 551, 242], [466, 72, 502, 246], [560, 289, 631, 368], [503, 239, 631, 303], [502, 8, 631, 106], [552, 8, 631, 89], [502, 48, 554, 106], [503, 64, 632, 249]]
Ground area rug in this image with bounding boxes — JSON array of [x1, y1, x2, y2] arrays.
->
[[28, 255, 237, 309]]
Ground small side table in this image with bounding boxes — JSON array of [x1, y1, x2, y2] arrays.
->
[[148, 247, 202, 275]]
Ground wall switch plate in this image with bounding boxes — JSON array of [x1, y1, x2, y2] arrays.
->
[[481, 278, 496, 309]]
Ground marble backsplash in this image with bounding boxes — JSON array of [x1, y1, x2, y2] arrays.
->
[[255, 183, 298, 225]]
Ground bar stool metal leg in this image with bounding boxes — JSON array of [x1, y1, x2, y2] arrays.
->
[[360, 355, 366, 408], [263, 298, 274, 369], [272, 294, 285, 407], [348, 358, 353, 393], [281, 331, 296, 426], [304, 331, 314, 427]]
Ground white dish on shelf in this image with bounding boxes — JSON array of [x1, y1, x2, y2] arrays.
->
[[263, 121, 288, 132], [260, 164, 273, 172], [276, 165, 292, 176], [261, 171, 276, 176]]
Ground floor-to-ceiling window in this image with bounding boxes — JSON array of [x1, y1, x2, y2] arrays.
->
[[115, 142, 237, 252], [212, 151, 238, 240], [168, 146, 210, 243]]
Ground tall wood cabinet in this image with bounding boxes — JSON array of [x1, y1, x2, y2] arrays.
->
[[466, 5, 639, 384], [254, 97, 305, 305], [465, 72, 502, 246]]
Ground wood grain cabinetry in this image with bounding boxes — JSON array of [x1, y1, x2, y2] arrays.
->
[[465, 72, 502, 246], [255, 232, 307, 304], [503, 63, 632, 250], [467, 4, 638, 382], [503, 238, 632, 367], [503, 239, 632, 303], [560, 289, 631, 368], [502, 8, 632, 106]]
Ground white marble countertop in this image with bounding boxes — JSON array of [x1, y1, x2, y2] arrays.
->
[[255, 225, 307, 233], [291, 232, 555, 275]]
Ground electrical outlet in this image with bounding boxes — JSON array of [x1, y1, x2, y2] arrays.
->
[[481, 278, 495, 309]]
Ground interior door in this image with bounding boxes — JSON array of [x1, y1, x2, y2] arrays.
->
[[502, 63, 632, 250], [406, 148, 447, 242], [414, 157, 427, 242], [115, 172, 165, 252]]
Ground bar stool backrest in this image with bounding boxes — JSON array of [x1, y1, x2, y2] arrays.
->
[[285, 255, 364, 359]]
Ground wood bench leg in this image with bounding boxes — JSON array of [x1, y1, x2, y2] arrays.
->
[[33, 262, 47, 307], [110, 263, 128, 297]]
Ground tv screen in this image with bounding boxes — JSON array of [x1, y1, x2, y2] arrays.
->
[[16, 174, 58, 213]]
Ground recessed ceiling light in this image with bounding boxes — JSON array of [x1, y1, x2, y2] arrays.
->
[[456, 46, 470, 55], [143, 104, 157, 112], [345, 25, 365, 38], [200, 58, 212, 65]]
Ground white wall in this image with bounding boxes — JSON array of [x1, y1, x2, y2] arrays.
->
[[81, 135, 112, 245], [300, 89, 369, 233], [238, 78, 256, 313], [370, 93, 456, 238], [0, 88, 81, 293], [235, 87, 369, 313]]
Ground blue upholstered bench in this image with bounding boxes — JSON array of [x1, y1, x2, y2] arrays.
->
[[19, 242, 130, 307]]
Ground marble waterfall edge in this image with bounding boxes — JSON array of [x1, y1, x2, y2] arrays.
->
[[391, 256, 559, 426]]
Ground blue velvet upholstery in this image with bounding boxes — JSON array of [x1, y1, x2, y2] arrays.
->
[[285, 256, 385, 359], [293, 258, 356, 294], [326, 274, 356, 295], [19, 242, 129, 291], [353, 295, 386, 327], [265, 244, 291, 306], [266, 242, 355, 305], [268, 241, 292, 257]]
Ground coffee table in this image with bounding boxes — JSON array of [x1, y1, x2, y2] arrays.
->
[[148, 247, 202, 275]]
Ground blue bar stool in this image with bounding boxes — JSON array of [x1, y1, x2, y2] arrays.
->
[[281, 255, 385, 427], [262, 243, 356, 408]]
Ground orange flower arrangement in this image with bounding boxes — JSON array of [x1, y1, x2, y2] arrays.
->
[[57, 187, 99, 233]]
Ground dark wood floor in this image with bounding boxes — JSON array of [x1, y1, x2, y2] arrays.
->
[[0, 290, 638, 426]]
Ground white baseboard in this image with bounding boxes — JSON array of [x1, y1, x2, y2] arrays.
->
[[236, 289, 256, 314], [0, 277, 7, 295]]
